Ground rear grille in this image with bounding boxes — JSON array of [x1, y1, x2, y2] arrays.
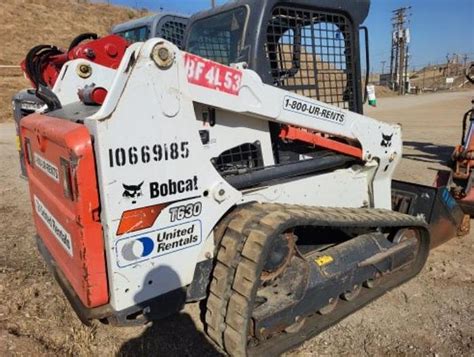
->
[[266, 6, 355, 110], [212, 142, 263, 176]]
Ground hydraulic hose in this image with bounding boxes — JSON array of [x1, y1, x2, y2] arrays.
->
[[24, 45, 63, 88], [68, 33, 98, 52]]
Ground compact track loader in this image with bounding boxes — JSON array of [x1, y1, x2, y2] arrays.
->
[[19, 0, 466, 355]]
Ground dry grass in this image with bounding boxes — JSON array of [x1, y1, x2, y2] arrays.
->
[[0, 0, 149, 122]]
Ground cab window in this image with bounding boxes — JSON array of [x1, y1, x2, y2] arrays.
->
[[117, 26, 149, 43], [187, 7, 248, 65]]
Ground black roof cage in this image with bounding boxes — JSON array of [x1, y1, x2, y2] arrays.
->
[[185, 0, 371, 114]]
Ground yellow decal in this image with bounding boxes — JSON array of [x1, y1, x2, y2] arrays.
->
[[15, 136, 21, 151], [315, 255, 334, 266]]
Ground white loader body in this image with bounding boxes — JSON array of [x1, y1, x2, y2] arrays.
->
[[49, 38, 401, 312]]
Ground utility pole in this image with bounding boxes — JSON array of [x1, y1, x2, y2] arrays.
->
[[404, 51, 410, 93], [446, 53, 450, 77], [381, 60, 386, 74], [389, 30, 398, 90], [454, 53, 460, 76], [398, 36, 406, 94], [211, 0, 216, 7], [390, 7, 411, 94], [422, 64, 429, 90]]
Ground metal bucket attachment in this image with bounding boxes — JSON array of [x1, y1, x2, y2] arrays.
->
[[392, 179, 469, 249]]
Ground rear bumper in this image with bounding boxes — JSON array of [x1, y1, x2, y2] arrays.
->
[[36, 234, 187, 326], [36, 235, 112, 325]]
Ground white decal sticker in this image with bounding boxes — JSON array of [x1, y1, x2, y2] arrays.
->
[[184, 53, 242, 96], [283, 95, 346, 125], [169, 202, 202, 222], [149, 176, 199, 199], [108, 141, 190, 168], [115, 220, 202, 268], [34, 195, 73, 256], [34, 153, 60, 182]]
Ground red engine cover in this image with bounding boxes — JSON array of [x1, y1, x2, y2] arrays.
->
[[21, 114, 108, 308], [21, 34, 128, 88], [68, 34, 128, 70]]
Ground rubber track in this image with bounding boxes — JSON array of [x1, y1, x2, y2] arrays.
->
[[205, 204, 273, 346], [205, 203, 427, 356]]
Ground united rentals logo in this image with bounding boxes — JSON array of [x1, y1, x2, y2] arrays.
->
[[116, 221, 201, 267], [121, 236, 154, 261], [122, 182, 144, 204], [34, 195, 73, 256]]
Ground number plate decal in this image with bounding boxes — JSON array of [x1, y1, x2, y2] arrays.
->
[[184, 53, 242, 96], [108, 141, 190, 168]]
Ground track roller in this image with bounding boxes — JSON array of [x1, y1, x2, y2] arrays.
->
[[364, 272, 382, 289], [284, 316, 306, 333], [318, 297, 339, 315], [341, 284, 362, 301]]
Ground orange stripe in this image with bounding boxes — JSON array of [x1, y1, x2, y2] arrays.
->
[[116, 204, 167, 236], [279, 126, 363, 159]]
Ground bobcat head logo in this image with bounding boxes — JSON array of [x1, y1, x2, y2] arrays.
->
[[122, 182, 144, 204], [381, 133, 393, 148]]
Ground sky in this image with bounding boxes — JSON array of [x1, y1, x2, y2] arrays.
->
[[107, 0, 474, 73]]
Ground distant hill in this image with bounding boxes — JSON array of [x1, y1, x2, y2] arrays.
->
[[0, 0, 149, 65], [410, 63, 472, 90], [0, 0, 149, 122]]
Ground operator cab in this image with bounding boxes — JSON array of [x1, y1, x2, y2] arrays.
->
[[111, 12, 188, 48], [184, 0, 370, 166], [185, 0, 369, 113]]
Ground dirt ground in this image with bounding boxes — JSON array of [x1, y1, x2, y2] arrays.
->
[[1, 91, 473, 356]]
